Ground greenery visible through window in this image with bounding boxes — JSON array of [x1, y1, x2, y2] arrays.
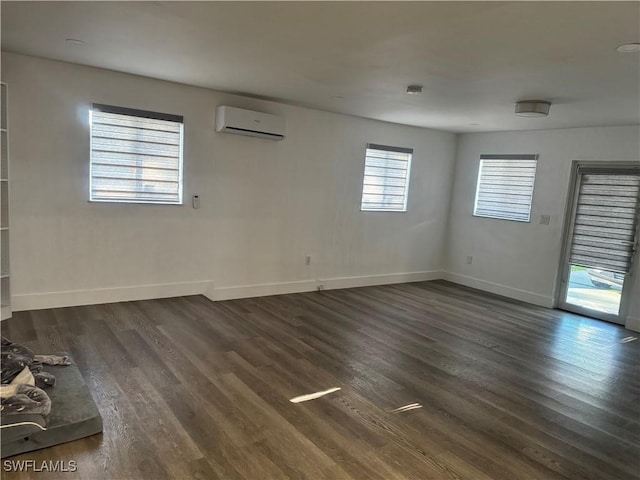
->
[[360, 143, 412, 212], [90, 104, 184, 204]]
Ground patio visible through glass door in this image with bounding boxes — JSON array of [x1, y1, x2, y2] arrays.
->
[[565, 265, 624, 316]]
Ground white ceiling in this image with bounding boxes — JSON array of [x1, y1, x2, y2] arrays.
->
[[2, 1, 639, 133]]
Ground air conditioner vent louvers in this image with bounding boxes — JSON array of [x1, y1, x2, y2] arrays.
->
[[215, 106, 285, 141]]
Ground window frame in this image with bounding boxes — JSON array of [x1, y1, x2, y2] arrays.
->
[[473, 154, 538, 223], [89, 103, 185, 205], [360, 143, 413, 213]]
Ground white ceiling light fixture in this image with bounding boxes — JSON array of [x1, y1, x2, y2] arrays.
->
[[616, 43, 640, 53], [406, 85, 423, 95], [65, 38, 85, 46], [515, 100, 551, 117]]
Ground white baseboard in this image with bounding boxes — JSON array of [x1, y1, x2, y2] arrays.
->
[[11, 270, 557, 313], [625, 316, 640, 332], [442, 272, 554, 308], [325, 270, 443, 290], [11, 271, 443, 310], [207, 270, 443, 302], [11, 280, 212, 312], [207, 279, 316, 301]]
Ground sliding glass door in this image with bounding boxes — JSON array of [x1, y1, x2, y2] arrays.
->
[[558, 163, 640, 324]]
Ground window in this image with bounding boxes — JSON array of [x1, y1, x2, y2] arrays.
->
[[360, 144, 412, 212], [90, 104, 184, 204], [473, 154, 538, 222]]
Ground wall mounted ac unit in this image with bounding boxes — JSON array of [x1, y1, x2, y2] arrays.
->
[[215, 106, 285, 141]]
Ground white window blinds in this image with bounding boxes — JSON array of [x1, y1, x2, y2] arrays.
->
[[90, 104, 184, 204], [569, 172, 640, 274], [361, 144, 412, 212], [473, 154, 538, 222]]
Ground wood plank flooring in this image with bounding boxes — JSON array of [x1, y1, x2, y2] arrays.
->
[[1, 280, 639, 479]]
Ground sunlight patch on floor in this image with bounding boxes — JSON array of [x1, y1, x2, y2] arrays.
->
[[387, 403, 423, 413], [289, 387, 341, 403]]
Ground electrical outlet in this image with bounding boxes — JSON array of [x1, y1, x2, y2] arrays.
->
[[305, 255, 311, 265], [466, 255, 473, 265]]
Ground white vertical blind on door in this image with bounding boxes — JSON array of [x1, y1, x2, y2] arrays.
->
[[90, 104, 184, 204], [569, 173, 640, 273], [473, 154, 538, 222]]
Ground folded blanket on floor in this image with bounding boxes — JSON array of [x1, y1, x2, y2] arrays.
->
[[1, 337, 71, 386], [1, 337, 71, 417], [1, 384, 51, 416]]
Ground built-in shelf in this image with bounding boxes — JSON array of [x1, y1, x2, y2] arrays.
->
[[1, 82, 10, 321]]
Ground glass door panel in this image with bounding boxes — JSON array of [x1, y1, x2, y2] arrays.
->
[[558, 166, 639, 324], [565, 265, 623, 316]]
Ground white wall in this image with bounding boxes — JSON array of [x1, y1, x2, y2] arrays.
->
[[4, 52, 639, 332], [445, 126, 640, 330], [2, 52, 457, 309]]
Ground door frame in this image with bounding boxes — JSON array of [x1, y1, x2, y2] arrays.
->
[[555, 161, 640, 324]]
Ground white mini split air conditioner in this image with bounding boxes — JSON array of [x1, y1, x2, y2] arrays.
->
[[215, 106, 285, 140]]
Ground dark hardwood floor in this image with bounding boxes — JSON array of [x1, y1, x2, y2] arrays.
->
[[1, 280, 639, 479]]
